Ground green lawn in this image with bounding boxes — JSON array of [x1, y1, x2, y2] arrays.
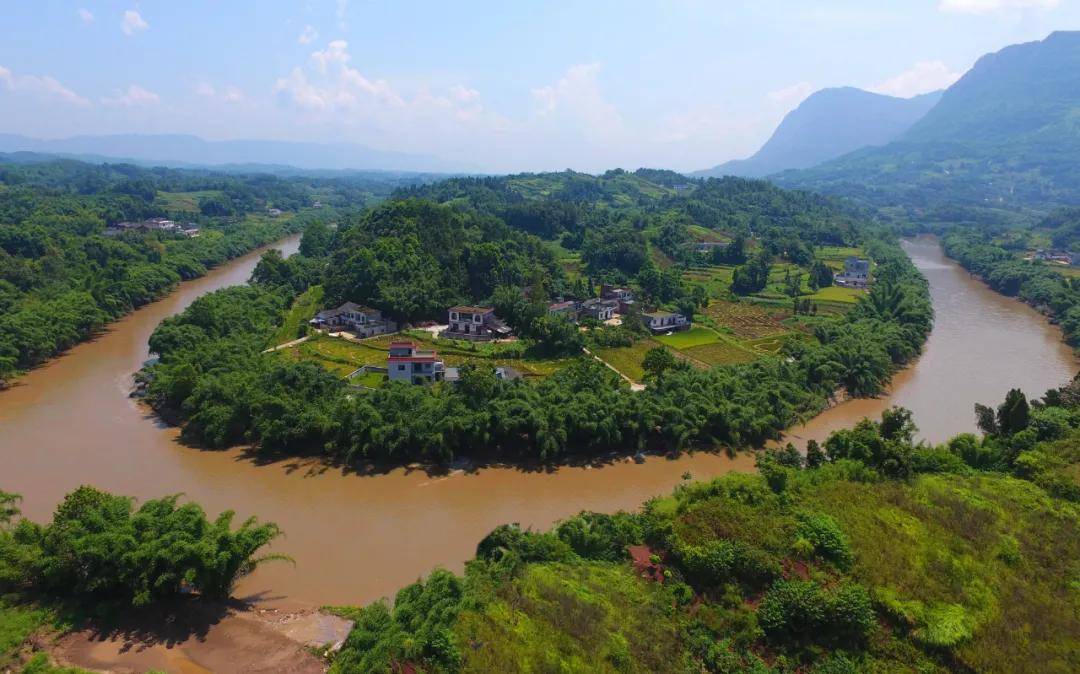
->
[[595, 338, 664, 383], [269, 285, 324, 347], [654, 326, 721, 349], [154, 190, 223, 214], [807, 285, 865, 303]]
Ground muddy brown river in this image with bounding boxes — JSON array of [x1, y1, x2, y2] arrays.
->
[[0, 235, 1074, 607]]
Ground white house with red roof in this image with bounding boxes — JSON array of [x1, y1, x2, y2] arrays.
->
[[387, 340, 447, 384]]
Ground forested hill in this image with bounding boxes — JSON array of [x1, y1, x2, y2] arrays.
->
[[777, 31, 1080, 227], [395, 169, 867, 237], [694, 87, 941, 178]]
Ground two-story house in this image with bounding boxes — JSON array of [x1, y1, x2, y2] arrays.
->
[[444, 306, 512, 341], [641, 310, 689, 334], [579, 298, 618, 321], [309, 302, 397, 337], [600, 285, 637, 314], [834, 257, 872, 289], [387, 341, 447, 384]]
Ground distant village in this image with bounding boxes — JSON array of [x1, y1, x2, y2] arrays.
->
[[105, 217, 200, 238]]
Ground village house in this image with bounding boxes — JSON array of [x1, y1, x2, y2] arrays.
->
[[387, 341, 446, 384], [106, 217, 180, 236], [547, 300, 579, 321], [693, 241, 726, 254], [267, 208, 283, 217], [834, 257, 871, 289], [444, 306, 512, 341], [578, 298, 618, 321], [1034, 249, 1075, 265], [309, 302, 397, 337], [600, 284, 637, 314], [641, 310, 689, 333]]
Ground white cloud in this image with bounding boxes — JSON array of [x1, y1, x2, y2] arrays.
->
[[222, 86, 245, 103], [530, 63, 624, 140], [938, 0, 1059, 14], [102, 84, 160, 107], [869, 61, 963, 97], [77, 8, 94, 24], [274, 40, 405, 110], [121, 9, 148, 35], [195, 81, 216, 97], [766, 81, 815, 109], [298, 25, 318, 45], [0, 65, 91, 107]]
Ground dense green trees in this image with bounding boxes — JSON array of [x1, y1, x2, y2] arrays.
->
[[0, 486, 284, 606]]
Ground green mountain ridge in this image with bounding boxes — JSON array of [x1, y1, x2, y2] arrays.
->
[[777, 31, 1080, 224]]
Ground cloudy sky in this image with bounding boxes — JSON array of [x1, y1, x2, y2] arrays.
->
[[1, 1, 1077, 172]]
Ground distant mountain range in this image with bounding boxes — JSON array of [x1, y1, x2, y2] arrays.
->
[[694, 88, 942, 178], [0, 133, 466, 173], [776, 31, 1080, 221]]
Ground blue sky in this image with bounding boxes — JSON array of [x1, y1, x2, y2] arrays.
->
[[1, 1, 1078, 172]]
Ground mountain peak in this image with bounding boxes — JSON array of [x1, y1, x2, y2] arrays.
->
[[694, 86, 941, 178]]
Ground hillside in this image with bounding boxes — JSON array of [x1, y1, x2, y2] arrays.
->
[[696, 88, 941, 179], [329, 380, 1080, 673], [778, 32, 1080, 225]]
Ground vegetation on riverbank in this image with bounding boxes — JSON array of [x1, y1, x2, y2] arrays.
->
[[138, 170, 931, 467], [941, 214, 1080, 347], [0, 159, 430, 387], [330, 377, 1080, 673], [0, 487, 284, 671]]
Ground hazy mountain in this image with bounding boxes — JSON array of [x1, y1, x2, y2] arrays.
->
[[0, 133, 467, 173], [694, 87, 942, 178], [778, 31, 1080, 222]]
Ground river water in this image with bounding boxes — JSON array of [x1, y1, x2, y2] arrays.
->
[[0, 235, 1074, 607]]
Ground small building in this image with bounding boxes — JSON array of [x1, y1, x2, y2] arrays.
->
[[641, 311, 689, 334], [693, 241, 725, 254], [673, 184, 693, 195], [267, 208, 283, 217], [600, 285, 637, 314], [309, 302, 397, 337], [387, 341, 446, 384], [834, 257, 871, 289], [579, 298, 618, 321], [444, 306, 512, 341], [547, 300, 578, 321], [1034, 249, 1075, 265]]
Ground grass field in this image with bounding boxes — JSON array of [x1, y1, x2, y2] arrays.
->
[[154, 190, 223, 214], [701, 299, 789, 339], [594, 338, 664, 383], [654, 326, 721, 349], [284, 332, 575, 380], [681, 338, 758, 366], [807, 285, 865, 303], [269, 285, 324, 346]]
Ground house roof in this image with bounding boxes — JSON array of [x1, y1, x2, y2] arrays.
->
[[548, 301, 576, 311], [449, 305, 493, 314], [643, 311, 681, 319]]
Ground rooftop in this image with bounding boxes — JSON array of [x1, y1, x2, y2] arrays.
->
[[450, 305, 493, 314]]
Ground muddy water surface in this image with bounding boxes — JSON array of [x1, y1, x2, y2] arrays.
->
[[0, 235, 1074, 607]]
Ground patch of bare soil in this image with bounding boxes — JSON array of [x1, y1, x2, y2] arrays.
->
[[48, 599, 350, 674]]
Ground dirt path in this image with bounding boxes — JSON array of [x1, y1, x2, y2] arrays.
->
[[47, 601, 351, 674]]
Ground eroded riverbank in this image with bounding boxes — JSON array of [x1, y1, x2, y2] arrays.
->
[[0, 235, 1074, 608]]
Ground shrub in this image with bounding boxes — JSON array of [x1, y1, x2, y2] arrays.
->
[[794, 512, 853, 570], [554, 511, 642, 562], [758, 579, 874, 646]]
